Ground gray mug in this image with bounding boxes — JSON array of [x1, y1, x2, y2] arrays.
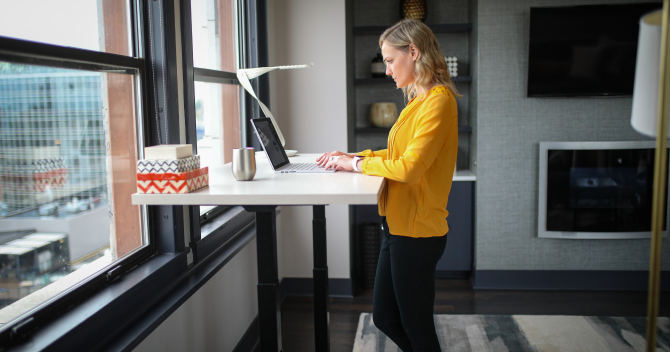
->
[[232, 148, 256, 181]]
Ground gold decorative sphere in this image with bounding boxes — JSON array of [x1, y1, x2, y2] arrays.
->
[[400, 0, 427, 22]]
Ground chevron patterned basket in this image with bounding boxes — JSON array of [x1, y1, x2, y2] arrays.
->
[[136, 167, 209, 194], [137, 155, 200, 174]]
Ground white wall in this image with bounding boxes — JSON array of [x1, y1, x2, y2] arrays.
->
[[267, 0, 350, 279], [133, 238, 259, 352]]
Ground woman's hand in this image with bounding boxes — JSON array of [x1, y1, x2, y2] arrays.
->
[[316, 151, 356, 167], [323, 155, 355, 172]]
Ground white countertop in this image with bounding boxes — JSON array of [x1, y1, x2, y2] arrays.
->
[[131, 154, 476, 206]]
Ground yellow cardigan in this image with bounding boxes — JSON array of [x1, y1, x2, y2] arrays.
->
[[359, 86, 458, 238]]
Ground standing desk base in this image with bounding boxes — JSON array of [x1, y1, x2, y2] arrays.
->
[[244, 205, 330, 352], [313, 205, 330, 351], [244, 206, 282, 352]]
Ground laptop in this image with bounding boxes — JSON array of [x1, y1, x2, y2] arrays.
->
[[250, 118, 336, 173]]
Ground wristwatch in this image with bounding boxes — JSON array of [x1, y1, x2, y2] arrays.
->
[[352, 156, 363, 172]]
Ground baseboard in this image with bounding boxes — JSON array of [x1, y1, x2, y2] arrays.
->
[[280, 277, 353, 298], [232, 315, 259, 352], [436, 270, 471, 278], [472, 270, 670, 291]]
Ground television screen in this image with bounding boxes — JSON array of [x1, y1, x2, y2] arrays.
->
[[538, 141, 668, 239], [527, 3, 662, 97]]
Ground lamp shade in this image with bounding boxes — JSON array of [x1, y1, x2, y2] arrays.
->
[[631, 10, 664, 137]]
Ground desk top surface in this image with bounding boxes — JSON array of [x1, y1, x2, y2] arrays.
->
[[132, 154, 384, 206]]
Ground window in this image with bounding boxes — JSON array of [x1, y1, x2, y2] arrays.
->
[[0, 0, 152, 345], [186, 0, 243, 222], [190, 0, 242, 167], [194, 82, 240, 167], [0, 64, 146, 312], [0, 0, 132, 56], [0, 0, 263, 348]]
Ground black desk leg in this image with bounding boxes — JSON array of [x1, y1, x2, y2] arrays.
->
[[313, 205, 330, 351], [244, 206, 282, 352]]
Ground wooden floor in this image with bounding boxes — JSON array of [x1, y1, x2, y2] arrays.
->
[[280, 278, 670, 352]]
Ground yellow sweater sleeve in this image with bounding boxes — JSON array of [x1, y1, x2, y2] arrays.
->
[[361, 95, 455, 183], [358, 149, 388, 159]]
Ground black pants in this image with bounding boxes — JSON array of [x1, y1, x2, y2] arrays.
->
[[372, 217, 448, 352]]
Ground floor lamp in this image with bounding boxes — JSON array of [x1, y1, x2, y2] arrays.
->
[[630, 2, 670, 351]]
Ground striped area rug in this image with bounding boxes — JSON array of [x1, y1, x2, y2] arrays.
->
[[353, 313, 670, 351]]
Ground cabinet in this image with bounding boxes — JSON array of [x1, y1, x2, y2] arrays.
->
[[347, 0, 477, 292], [437, 180, 473, 274]]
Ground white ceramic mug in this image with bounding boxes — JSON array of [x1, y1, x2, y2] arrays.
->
[[370, 102, 398, 128]]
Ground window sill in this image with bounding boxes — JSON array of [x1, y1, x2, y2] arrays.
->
[[5, 251, 189, 351], [102, 223, 256, 351], [6, 206, 258, 352]]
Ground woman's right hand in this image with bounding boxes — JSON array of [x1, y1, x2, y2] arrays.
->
[[316, 151, 356, 167]]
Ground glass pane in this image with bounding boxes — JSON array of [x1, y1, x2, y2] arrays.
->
[[0, 62, 145, 325], [0, 0, 132, 56], [195, 82, 240, 167], [200, 205, 216, 216], [191, 0, 239, 71]]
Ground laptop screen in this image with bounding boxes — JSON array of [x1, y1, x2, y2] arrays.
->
[[251, 118, 290, 170]]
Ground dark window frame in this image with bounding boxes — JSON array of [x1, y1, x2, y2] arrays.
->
[[0, 2, 158, 347], [2, 0, 271, 349], [180, 0, 260, 264]]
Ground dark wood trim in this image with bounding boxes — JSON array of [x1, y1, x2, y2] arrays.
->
[[436, 270, 471, 279]]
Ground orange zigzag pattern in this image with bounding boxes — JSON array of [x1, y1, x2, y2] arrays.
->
[[136, 167, 209, 194]]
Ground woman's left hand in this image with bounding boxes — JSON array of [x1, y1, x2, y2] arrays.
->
[[324, 155, 354, 172]]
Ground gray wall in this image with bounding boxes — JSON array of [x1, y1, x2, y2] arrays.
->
[[474, 0, 669, 271]]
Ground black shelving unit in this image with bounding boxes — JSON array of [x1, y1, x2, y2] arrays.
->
[[347, 0, 477, 295]]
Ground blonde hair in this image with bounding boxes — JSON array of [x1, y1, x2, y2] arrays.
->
[[379, 19, 462, 101]]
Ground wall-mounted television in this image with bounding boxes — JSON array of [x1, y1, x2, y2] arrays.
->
[[527, 3, 662, 97], [538, 141, 668, 239]]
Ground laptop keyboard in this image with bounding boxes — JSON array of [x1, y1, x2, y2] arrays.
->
[[281, 163, 321, 171]]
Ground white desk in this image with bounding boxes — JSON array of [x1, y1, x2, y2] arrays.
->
[[132, 154, 384, 206], [132, 154, 384, 352]]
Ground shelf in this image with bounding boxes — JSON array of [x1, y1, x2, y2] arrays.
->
[[453, 170, 476, 181], [354, 76, 472, 85], [354, 23, 472, 35], [355, 126, 472, 133]]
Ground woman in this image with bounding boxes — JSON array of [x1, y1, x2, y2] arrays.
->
[[317, 19, 459, 351]]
